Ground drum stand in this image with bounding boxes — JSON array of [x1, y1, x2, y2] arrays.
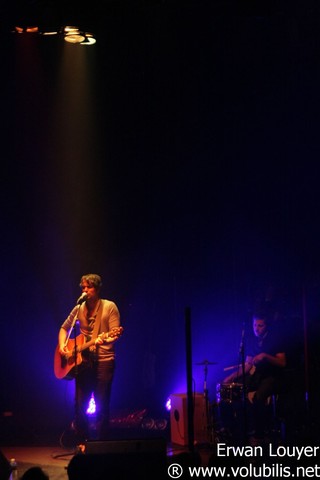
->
[[239, 332, 248, 444], [197, 360, 216, 445]]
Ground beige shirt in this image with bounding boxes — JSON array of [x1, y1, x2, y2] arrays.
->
[[61, 299, 121, 361]]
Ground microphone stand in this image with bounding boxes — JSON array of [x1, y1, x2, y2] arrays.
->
[[202, 361, 214, 445], [53, 302, 82, 458], [71, 307, 80, 443]]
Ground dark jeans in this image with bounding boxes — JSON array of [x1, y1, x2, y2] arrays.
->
[[247, 373, 278, 438], [75, 360, 115, 441]]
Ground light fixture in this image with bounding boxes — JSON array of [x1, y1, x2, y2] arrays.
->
[[64, 33, 85, 43], [63, 26, 96, 45], [14, 26, 39, 34], [80, 33, 97, 46], [41, 30, 59, 36], [86, 393, 96, 415], [12, 24, 96, 45]]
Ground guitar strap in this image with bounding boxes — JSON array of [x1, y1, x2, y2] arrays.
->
[[91, 299, 103, 341]]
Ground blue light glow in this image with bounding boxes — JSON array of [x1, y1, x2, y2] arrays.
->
[[86, 394, 96, 415]]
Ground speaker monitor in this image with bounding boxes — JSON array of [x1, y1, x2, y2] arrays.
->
[[68, 438, 167, 480], [170, 393, 207, 446], [85, 437, 166, 455]]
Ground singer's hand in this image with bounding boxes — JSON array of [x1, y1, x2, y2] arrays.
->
[[95, 333, 105, 345], [105, 327, 124, 343], [59, 345, 70, 356]]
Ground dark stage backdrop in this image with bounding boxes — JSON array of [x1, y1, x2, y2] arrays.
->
[[0, 1, 320, 439]]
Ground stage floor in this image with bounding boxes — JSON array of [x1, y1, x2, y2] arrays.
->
[[1, 440, 214, 480], [1, 445, 71, 480]]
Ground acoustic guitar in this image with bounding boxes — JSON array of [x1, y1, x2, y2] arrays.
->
[[54, 327, 124, 380]]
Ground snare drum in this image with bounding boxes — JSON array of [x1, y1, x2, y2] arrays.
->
[[215, 383, 246, 439], [216, 382, 244, 404]]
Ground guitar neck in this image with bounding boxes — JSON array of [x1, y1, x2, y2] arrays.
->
[[77, 335, 101, 353], [75, 331, 112, 353], [69, 328, 122, 354]]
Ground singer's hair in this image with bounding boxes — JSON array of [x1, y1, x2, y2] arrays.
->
[[80, 274, 102, 290], [252, 310, 270, 326]]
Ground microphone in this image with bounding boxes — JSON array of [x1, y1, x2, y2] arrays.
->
[[76, 292, 87, 305]]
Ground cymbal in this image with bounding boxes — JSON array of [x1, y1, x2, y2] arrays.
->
[[195, 360, 217, 365]]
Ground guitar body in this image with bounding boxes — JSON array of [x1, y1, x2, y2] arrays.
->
[[54, 327, 124, 380], [54, 334, 86, 380]]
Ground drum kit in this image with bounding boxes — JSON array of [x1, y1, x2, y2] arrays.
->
[[195, 359, 248, 444]]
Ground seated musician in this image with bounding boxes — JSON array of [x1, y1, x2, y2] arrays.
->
[[223, 310, 287, 444]]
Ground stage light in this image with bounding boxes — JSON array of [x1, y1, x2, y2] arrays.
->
[[41, 30, 59, 36], [64, 26, 79, 33], [63, 26, 96, 45], [86, 394, 96, 415], [80, 33, 97, 46], [165, 397, 172, 412], [14, 26, 39, 33], [64, 33, 85, 43], [12, 24, 96, 45], [14, 25, 59, 35], [63, 26, 84, 43]]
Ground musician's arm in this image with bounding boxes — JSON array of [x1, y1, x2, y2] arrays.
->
[[58, 327, 69, 355], [103, 302, 122, 344], [104, 329, 122, 343], [253, 351, 286, 368], [223, 355, 254, 383]]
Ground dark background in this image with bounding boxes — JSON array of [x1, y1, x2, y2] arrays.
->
[[0, 0, 320, 442]]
